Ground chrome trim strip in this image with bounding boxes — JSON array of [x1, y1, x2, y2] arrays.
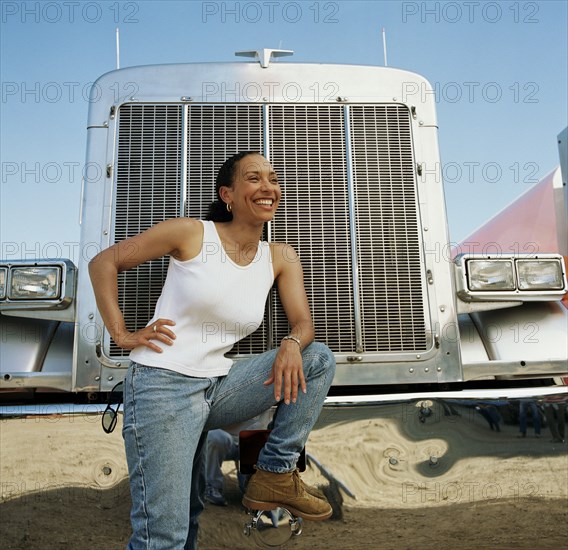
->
[[343, 105, 363, 352], [180, 104, 189, 217], [1, 388, 564, 416], [324, 387, 567, 405], [463, 359, 568, 380], [0, 372, 72, 391], [0, 403, 113, 416], [263, 103, 274, 351]]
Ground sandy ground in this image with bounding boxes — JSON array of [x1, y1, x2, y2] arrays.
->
[[1, 477, 566, 550], [1, 405, 567, 549]]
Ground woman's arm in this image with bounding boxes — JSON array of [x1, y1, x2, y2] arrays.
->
[[88, 218, 202, 352], [265, 243, 315, 404]]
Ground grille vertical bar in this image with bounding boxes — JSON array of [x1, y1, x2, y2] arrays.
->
[[185, 105, 266, 354], [111, 104, 182, 357], [343, 105, 363, 352], [350, 105, 428, 351], [269, 105, 355, 352]]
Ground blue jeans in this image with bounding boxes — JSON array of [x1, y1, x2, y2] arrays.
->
[[519, 399, 541, 435], [122, 342, 335, 549], [205, 429, 239, 493]]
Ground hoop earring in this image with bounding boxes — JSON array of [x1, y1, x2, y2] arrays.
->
[[226, 203, 232, 213]]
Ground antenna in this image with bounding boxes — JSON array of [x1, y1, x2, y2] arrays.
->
[[116, 27, 120, 69], [382, 28, 388, 67]]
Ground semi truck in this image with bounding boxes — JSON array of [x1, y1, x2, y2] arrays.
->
[[1, 48, 567, 547]]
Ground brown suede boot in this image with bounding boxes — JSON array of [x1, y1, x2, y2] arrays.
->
[[242, 468, 332, 521], [293, 469, 326, 500]]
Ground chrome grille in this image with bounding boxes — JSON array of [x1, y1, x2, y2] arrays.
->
[[112, 104, 182, 357], [269, 105, 355, 352], [350, 105, 427, 351], [110, 103, 428, 359]]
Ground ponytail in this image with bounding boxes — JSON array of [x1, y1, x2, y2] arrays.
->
[[205, 150, 260, 222], [206, 200, 232, 222]]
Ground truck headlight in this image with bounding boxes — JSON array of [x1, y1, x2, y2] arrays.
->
[[9, 266, 62, 299], [517, 259, 565, 290], [455, 253, 567, 302], [467, 260, 515, 291], [0, 260, 76, 319], [0, 267, 7, 299]]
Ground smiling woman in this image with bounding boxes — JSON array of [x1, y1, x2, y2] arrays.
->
[[208, 152, 282, 265], [87, 151, 336, 549], [207, 150, 281, 226]]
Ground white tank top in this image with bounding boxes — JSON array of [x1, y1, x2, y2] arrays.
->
[[129, 220, 274, 377]]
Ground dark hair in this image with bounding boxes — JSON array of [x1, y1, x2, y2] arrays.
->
[[206, 151, 260, 221]]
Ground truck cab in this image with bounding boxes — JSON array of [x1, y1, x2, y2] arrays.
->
[[1, 49, 566, 395]]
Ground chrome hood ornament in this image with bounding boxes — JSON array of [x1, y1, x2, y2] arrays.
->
[[235, 48, 294, 68]]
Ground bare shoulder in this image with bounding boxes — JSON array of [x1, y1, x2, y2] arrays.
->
[[159, 217, 201, 230], [165, 217, 202, 234], [165, 217, 204, 260], [269, 242, 302, 277], [149, 217, 201, 243]]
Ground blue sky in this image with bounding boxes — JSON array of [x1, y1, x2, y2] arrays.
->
[[1, 0, 567, 263]]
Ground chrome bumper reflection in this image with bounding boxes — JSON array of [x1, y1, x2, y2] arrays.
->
[[306, 390, 567, 511]]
